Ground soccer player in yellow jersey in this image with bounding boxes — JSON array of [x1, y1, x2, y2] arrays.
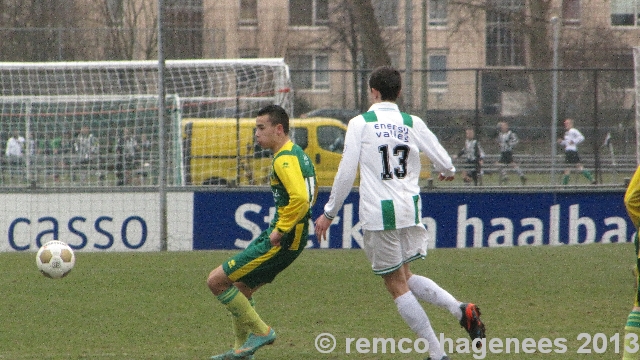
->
[[623, 166, 640, 359], [207, 105, 317, 360]]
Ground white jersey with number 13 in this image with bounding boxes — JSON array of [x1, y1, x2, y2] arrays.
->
[[323, 102, 455, 231]]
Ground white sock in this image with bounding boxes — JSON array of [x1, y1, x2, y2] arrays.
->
[[408, 274, 462, 320], [395, 291, 445, 359]]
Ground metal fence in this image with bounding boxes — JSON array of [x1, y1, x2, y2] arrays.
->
[[0, 62, 635, 188], [292, 67, 637, 186]]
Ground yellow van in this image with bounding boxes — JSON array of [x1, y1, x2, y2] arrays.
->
[[181, 117, 348, 187], [181, 116, 431, 187]]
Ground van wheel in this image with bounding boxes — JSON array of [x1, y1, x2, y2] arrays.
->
[[203, 178, 228, 185]]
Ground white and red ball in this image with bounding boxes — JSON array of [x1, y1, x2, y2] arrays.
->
[[36, 241, 76, 279]]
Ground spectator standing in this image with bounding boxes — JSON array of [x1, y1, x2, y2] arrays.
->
[[50, 131, 74, 181], [115, 127, 139, 185], [138, 133, 152, 184], [5, 130, 25, 181], [453, 127, 485, 186], [48, 134, 62, 181], [27, 132, 35, 158], [5, 130, 25, 163], [496, 121, 526, 185], [74, 124, 100, 182]]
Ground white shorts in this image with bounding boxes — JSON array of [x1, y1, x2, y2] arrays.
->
[[362, 225, 428, 275]]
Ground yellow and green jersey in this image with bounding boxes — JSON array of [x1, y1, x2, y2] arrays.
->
[[625, 166, 640, 229], [625, 166, 640, 307], [270, 140, 317, 234]]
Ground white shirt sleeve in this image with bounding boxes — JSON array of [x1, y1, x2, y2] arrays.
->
[[572, 129, 585, 145], [413, 118, 455, 177], [323, 117, 364, 219]]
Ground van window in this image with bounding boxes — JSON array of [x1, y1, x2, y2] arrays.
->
[[291, 128, 309, 150], [318, 125, 345, 153]]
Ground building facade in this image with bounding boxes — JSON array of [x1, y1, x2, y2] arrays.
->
[[3, 0, 637, 117], [202, 0, 639, 117]]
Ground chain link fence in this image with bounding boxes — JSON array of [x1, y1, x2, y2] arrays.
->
[[292, 67, 636, 186]]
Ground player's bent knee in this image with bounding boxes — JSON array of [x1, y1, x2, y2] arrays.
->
[[207, 266, 231, 295]]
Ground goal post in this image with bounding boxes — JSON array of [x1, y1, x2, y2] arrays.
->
[[0, 58, 293, 187]]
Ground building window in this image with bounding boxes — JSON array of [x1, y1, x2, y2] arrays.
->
[[429, 0, 447, 27], [165, 0, 203, 59], [428, 53, 448, 89], [372, 0, 398, 27], [239, 0, 258, 25], [289, 54, 330, 90], [318, 125, 346, 153], [611, 0, 640, 26], [485, 0, 525, 66], [562, 0, 581, 25], [289, 0, 329, 26]]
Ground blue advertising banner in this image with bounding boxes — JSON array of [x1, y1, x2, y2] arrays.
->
[[192, 190, 635, 250]]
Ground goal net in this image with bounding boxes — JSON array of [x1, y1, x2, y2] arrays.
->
[[0, 58, 293, 187]]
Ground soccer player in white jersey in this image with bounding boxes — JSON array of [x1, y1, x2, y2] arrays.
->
[[496, 121, 526, 185], [557, 118, 595, 185], [314, 66, 485, 360]]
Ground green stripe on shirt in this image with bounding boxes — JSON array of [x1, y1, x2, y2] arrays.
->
[[400, 112, 413, 127], [381, 200, 396, 230], [362, 111, 378, 123], [413, 195, 420, 224]]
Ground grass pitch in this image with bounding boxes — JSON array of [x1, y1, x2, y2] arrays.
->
[[0, 243, 634, 359]]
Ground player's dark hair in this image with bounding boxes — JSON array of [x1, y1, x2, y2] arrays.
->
[[258, 104, 290, 134], [368, 66, 402, 101]]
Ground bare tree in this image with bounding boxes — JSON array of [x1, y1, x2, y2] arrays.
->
[[319, 0, 400, 110], [0, 0, 84, 61], [325, 1, 366, 109], [345, 0, 392, 69], [96, 0, 158, 60]]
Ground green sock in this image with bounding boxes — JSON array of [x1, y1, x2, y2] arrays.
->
[[218, 286, 269, 337], [624, 311, 640, 359], [562, 175, 570, 185], [582, 170, 594, 182], [233, 297, 255, 349]]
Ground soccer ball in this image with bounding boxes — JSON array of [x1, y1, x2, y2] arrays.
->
[[36, 240, 76, 279]]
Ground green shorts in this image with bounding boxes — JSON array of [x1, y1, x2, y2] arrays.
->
[[222, 222, 308, 289]]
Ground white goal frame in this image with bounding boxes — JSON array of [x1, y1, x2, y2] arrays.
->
[[0, 58, 293, 187]]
